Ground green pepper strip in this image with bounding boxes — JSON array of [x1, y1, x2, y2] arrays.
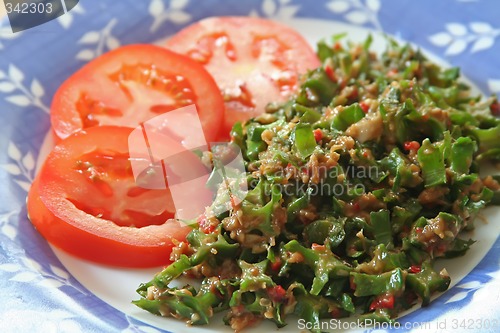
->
[[450, 136, 476, 175], [331, 103, 366, 131], [294, 123, 317, 159], [406, 261, 450, 306], [351, 268, 405, 297], [370, 209, 392, 246], [417, 138, 446, 187]]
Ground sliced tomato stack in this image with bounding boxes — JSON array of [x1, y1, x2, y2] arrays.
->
[[30, 44, 224, 267], [28, 17, 320, 268]]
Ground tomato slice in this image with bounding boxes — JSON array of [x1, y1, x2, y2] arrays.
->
[[165, 17, 321, 138], [29, 126, 193, 268], [50, 44, 224, 142]]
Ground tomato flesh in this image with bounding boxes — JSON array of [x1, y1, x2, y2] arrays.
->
[[68, 149, 174, 228], [166, 17, 321, 137], [51, 44, 224, 142], [29, 126, 192, 267]]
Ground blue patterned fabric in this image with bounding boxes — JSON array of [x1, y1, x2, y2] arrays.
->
[[0, 1, 499, 332]]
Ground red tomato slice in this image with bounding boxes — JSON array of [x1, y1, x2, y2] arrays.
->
[[29, 126, 193, 268], [50, 44, 224, 142], [165, 17, 321, 138]]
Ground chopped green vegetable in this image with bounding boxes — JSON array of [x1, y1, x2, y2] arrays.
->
[[134, 35, 500, 333], [294, 123, 317, 158], [417, 139, 447, 187]]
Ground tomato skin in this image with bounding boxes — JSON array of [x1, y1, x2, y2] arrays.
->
[[50, 44, 224, 142], [28, 177, 189, 267], [165, 17, 321, 136], [30, 126, 192, 268]]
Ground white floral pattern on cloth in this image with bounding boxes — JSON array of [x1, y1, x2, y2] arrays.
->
[[76, 19, 121, 61], [149, 0, 192, 32], [326, 0, 382, 30], [0, 257, 88, 295], [429, 22, 500, 56], [0, 21, 22, 50], [249, 0, 301, 19], [0, 65, 49, 113], [0, 209, 19, 240], [1, 141, 35, 192], [0, 309, 85, 333]]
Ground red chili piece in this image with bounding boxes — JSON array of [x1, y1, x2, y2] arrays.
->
[[198, 214, 216, 234], [404, 141, 421, 151], [267, 285, 287, 303], [313, 129, 323, 142], [490, 101, 500, 116], [409, 265, 422, 273], [369, 294, 395, 311], [325, 65, 336, 81], [359, 101, 370, 113], [270, 259, 281, 272]]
